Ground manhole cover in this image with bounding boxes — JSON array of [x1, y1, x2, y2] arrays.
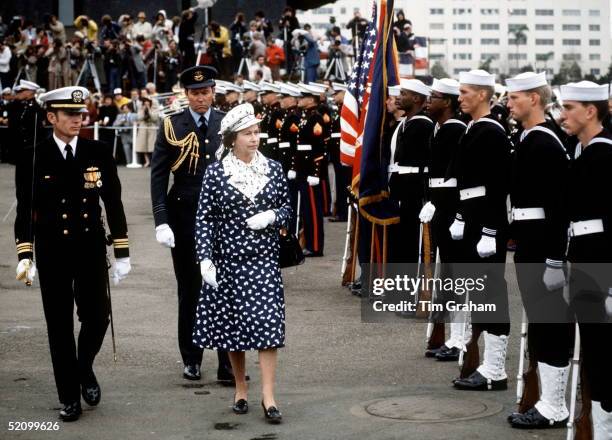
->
[[353, 395, 503, 423]]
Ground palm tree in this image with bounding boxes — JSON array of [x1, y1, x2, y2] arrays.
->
[[508, 24, 528, 72]]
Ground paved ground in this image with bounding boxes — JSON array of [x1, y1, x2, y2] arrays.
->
[[0, 163, 568, 439]]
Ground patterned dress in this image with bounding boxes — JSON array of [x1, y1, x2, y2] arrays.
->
[[192, 151, 292, 351]]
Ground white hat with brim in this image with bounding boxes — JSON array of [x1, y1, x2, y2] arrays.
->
[[219, 103, 261, 134], [297, 83, 322, 96], [18, 80, 40, 91], [459, 69, 496, 87], [242, 81, 261, 92], [505, 72, 548, 93], [332, 82, 348, 93], [225, 83, 244, 93], [2, 87, 11, 95], [279, 83, 302, 97], [259, 81, 281, 94], [307, 82, 328, 94], [431, 78, 460, 96], [560, 81, 609, 102], [399, 78, 431, 97], [39, 86, 90, 113]]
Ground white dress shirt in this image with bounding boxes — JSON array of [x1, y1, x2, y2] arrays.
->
[[53, 132, 78, 159]]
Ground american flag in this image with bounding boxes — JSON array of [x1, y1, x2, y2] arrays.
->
[[339, 1, 378, 170]]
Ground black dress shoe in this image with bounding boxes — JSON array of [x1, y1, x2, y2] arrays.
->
[[302, 249, 323, 257], [507, 411, 522, 423], [436, 346, 461, 362], [511, 407, 567, 429], [183, 364, 201, 380], [425, 344, 447, 358], [261, 401, 282, 424], [232, 398, 249, 414], [59, 401, 82, 422], [81, 376, 101, 406], [453, 370, 508, 391]]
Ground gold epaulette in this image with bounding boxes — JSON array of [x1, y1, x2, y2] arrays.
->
[[163, 117, 200, 174]]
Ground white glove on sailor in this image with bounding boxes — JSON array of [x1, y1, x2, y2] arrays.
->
[[449, 218, 465, 240], [606, 288, 612, 318], [542, 266, 566, 291], [287, 170, 297, 180], [476, 235, 497, 258], [112, 258, 131, 286], [307, 175, 320, 186], [200, 259, 218, 288], [16, 259, 36, 285], [419, 202, 436, 224], [246, 210, 276, 230], [155, 223, 175, 248]]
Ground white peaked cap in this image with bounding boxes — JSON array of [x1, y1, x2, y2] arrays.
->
[[259, 81, 281, 93], [307, 82, 329, 93], [505, 71, 548, 93], [431, 78, 460, 96], [242, 81, 261, 92], [219, 103, 261, 134], [459, 69, 496, 87], [399, 78, 431, 97], [560, 81, 609, 102], [279, 83, 302, 97], [18, 80, 40, 91], [332, 82, 348, 93]]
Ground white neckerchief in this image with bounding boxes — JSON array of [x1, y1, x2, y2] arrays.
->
[[53, 132, 78, 159], [222, 151, 270, 202]]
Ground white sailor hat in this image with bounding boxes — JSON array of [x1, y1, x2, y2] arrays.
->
[[431, 78, 460, 96], [279, 83, 302, 97], [560, 81, 609, 102], [399, 78, 431, 97], [242, 81, 261, 92], [505, 72, 548, 93], [259, 81, 281, 94], [459, 69, 496, 87], [297, 82, 322, 96], [15, 80, 40, 92], [307, 82, 329, 94], [219, 103, 261, 134], [388, 85, 401, 97], [39, 86, 89, 113], [331, 82, 348, 93], [2, 87, 13, 95]]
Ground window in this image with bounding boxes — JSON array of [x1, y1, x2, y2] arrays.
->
[[535, 39, 554, 45], [453, 23, 472, 30], [481, 38, 500, 45], [563, 53, 581, 61], [481, 24, 499, 30], [430, 23, 444, 30], [429, 38, 446, 45], [536, 53, 554, 61], [509, 38, 527, 45], [563, 24, 581, 31], [589, 53, 601, 60], [430, 8, 444, 15], [535, 9, 554, 16], [313, 7, 333, 14], [510, 9, 527, 16], [481, 53, 500, 60], [480, 8, 499, 15], [589, 25, 601, 31], [591, 68, 601, 76], [340, 7, 346, 14], [563, 39, 581, 46], [562, 9, 580, 16], [453, 53, 472, 60], [453, 38, 472, 45], [454, 68, 470, 74], [535, 24, 554, 31], [589, 39, 601, 46], [508, 24, 527, 32], [589, 10, 600, 17], [453, 8, 472, 15], [508, 53, 527, 60], [430, 53, 445, 60]]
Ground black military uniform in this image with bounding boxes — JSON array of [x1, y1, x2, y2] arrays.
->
[[278, 100, 301, 234], [317, 99, 333, 215], [150, 66, 232, 380], [6, 95, 46, 164], [259, 100, 282, 160], [14, 87, 129, 420], [328, 101, 349, 221]]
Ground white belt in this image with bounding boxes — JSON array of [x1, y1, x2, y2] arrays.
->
[[297, 144, 312, 151], [331, 132, 341, 138], [511, 207, 545, 221], [459, 186, 486, 200], [259, 133, 269, 139], [267, 137, 278, 144], [279, 142, 290, 149], [429, 178, 457, 188], [569, 219, 604, 237], [388, 164, 428, 174]]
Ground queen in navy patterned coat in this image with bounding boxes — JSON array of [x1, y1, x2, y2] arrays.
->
[[193, 103, 291, 422]]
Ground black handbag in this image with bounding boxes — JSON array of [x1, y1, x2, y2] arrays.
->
[[279, 228, 305, 268]]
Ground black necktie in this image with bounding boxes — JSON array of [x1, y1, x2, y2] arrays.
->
[[199, 115, 208, 138], [65, 144, 74, 163]]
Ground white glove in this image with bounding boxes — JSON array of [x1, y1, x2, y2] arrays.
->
[[419, 202, 436, 224], [287, 170, 297, 180], [16, 259, 36, 285], [246, 210, 276, 230], [155, 223, 175, 248], [542, 266, 566, 291], [449, 218, 465, 240], [606, 288, 612, 318], [307, 175, 320, 186], [112, 257, 131, 286], [476, 235, 496, 258], [200, 259, 218, 288]]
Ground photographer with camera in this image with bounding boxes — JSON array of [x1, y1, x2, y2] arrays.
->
[[46, 15, 66, 43], [254, 11, 274, 40], [346, 11, 368, 47], [73, 15, 98, 42], [207, 21, 231, 80], [291, 28, 319, 83]]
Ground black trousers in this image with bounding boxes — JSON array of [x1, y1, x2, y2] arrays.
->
[[333, 163, 350, 220], [36, 233, 110, 404], [298, 180, 324, 254]]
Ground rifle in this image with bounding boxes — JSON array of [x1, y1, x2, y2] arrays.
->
[[459, 323, 483, 379], [574, 357, 593, 439], [341, 204, 356, 286], [425, 247, 445, 349], [416, 223, 433, 319], [517, 327, 540, 413]]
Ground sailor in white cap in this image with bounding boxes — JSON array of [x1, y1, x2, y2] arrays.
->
[[222, 82, 243, 112], [388, 78, 433, 265], [6, 78, 45, 164], [242, 80, 263, 116], [504, 72, 573, 429], [559, 80, 612, 440], [451, 69, 513, 392], [14, 86, 131, 421], [258, 81, 282, 159], [194, 102, 291, 424], [491, 83, 510, 133], [419, 78, 470, 362]]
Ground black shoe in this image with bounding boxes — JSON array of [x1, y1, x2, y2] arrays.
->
[[511, 407, 567, 429], [59, 401, 82, 422], [453, 370, 508, 391], [507, 411, 523, 423], [232, 398, 249, 414], [302, 249, 323, 257], [81, 375, 101, 406], [436, 346, 461, 362], [425, 344, 447, 358], [183, 364, 201, 380], [261, 401, 282, 424]]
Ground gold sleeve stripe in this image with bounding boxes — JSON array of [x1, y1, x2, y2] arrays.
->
[[113, 239, 129, 243], [113, 244, 129, 249]]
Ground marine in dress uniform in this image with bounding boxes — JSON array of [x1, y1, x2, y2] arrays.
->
[[242, 80, 263, 117], [328, 82, 349, 222], [450, 70, 513, 392], [215, 81, 242, 113], [503, 72, 573, 429], [309, 81, 333, 216], [560, 81, 612, 439], [258, 81, 282, 160], [419, 78, 469, 362], [14, 86, 131, 422], [150, 65, 233, 382]]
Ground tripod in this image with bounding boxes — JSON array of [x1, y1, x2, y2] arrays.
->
[[289, 51, 306, 83], [75, 54, 102, 94], [324, 53, 346, 81], [236, 56, 251, 78]]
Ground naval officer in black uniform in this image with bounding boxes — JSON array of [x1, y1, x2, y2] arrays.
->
[[14, 86, 131, 421], [150, 65, 233, 382]]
